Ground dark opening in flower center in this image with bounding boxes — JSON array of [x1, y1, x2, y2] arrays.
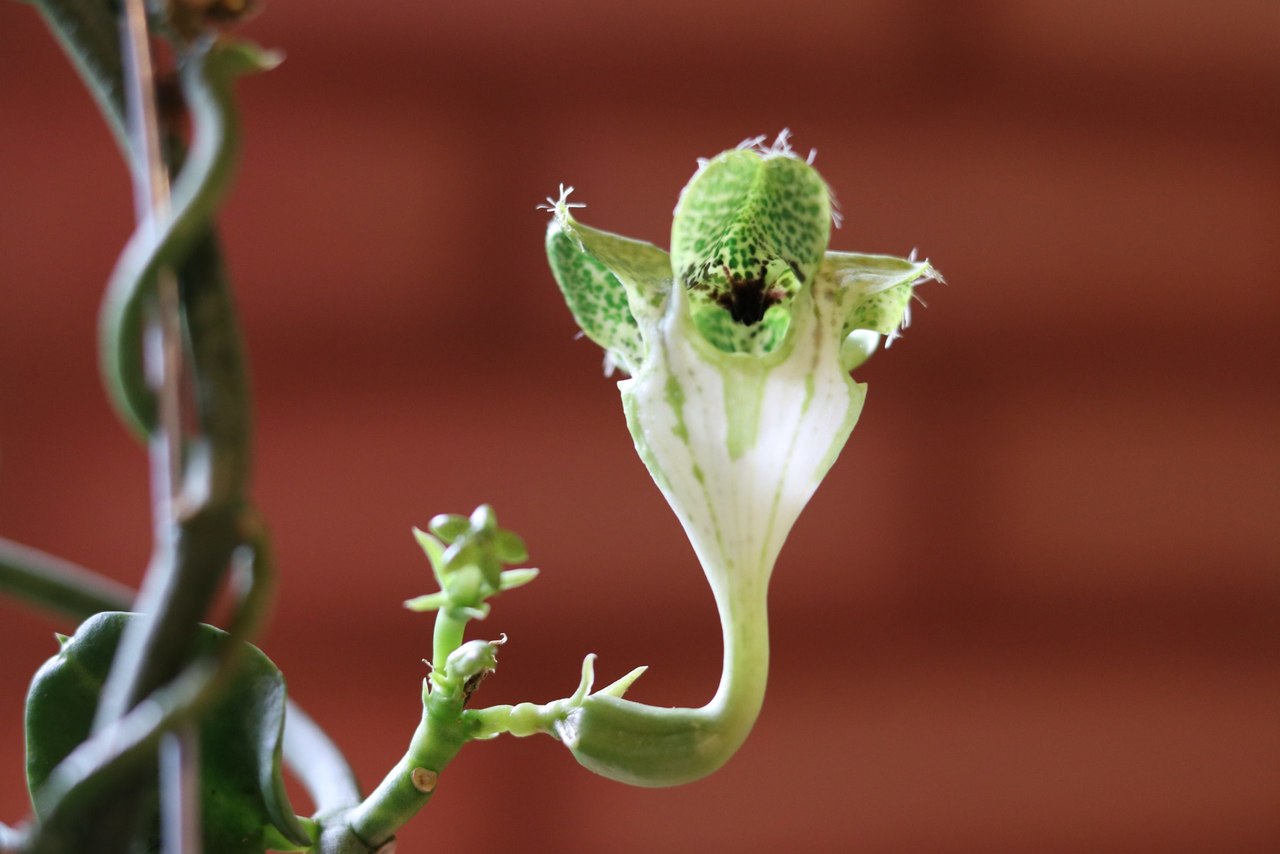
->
[[683, 256, 801, 328], [715, 276, 786, 326]]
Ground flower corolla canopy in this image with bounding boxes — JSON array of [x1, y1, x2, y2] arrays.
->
[[546, 133, 938, 598]]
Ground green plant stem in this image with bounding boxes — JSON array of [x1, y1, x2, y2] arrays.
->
[[460, 565, 771, 786], [22, 5, 346, 848], [93, 145, 258, 854], [92, 253, 249, 711], [0, 539, 134, 617], [93, 39, 257, 727], [337, 586, 498, 848], [343, 688, 469, 849], [76, 29, 248, 851], [432, 610, 468, 675]]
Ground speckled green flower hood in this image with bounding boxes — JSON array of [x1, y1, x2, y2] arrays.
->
[[546, 132, 936, 376]]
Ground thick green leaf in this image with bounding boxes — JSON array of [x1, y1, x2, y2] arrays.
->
[[25, 612, 308, 853]]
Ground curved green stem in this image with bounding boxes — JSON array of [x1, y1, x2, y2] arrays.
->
[[464, 564, 770, 788], [342, 688, 469, 849], [94, 37, 272, 738], [98, 37, 276, 437], [431, 611, 468, 680], [21, 8, 328, 850], [0, 539, 134, 618], [559, 569, 768, 787]]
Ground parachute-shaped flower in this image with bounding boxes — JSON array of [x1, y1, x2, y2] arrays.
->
[[543, 132, 939, 785]]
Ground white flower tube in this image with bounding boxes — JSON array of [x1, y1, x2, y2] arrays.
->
[[543, 132, 938, 786]]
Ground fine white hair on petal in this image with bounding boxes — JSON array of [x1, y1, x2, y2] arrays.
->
[[767, 128, 795, 157], [806, 148, 817, 165], [537, 183, 586, 215], [885, 298, 924, 349], [737, 129, 804, 160], [689, 156, 712, 182], [764, 129, 797, 159], [907, 249, 947, 285], [885, 324, 900, 347], [829, 187, 844, 229]]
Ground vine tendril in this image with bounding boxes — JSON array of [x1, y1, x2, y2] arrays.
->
[[99, 36, 279, 438]]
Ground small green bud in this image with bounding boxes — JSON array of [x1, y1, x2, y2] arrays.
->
[[428, 514, 470, 543], [445, 639, 500, 683], [424, 505, 532, 594]]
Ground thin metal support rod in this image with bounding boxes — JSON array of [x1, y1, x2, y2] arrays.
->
[[119, 0, 202, 850]]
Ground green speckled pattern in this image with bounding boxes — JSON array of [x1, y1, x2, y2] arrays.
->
[[848, 283, 913, 334], [821, 249, 940, 343], [544, 137, 938, 374], [671, 149, 830, 355], [545, 214, 670, 374]]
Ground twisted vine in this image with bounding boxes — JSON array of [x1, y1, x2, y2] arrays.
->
[[1, 17, 303, 852], [6, 5, 367, 851], [90, 33, 272, 745], [99, 36, 277, 438]]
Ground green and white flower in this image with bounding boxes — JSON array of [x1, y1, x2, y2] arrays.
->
[[543, 132, 939, 786]]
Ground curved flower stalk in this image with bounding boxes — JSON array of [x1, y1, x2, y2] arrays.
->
[[542, 132, 940, 786]]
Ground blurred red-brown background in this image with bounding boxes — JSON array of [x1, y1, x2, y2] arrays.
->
[[1, 1, 1277, 851]]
